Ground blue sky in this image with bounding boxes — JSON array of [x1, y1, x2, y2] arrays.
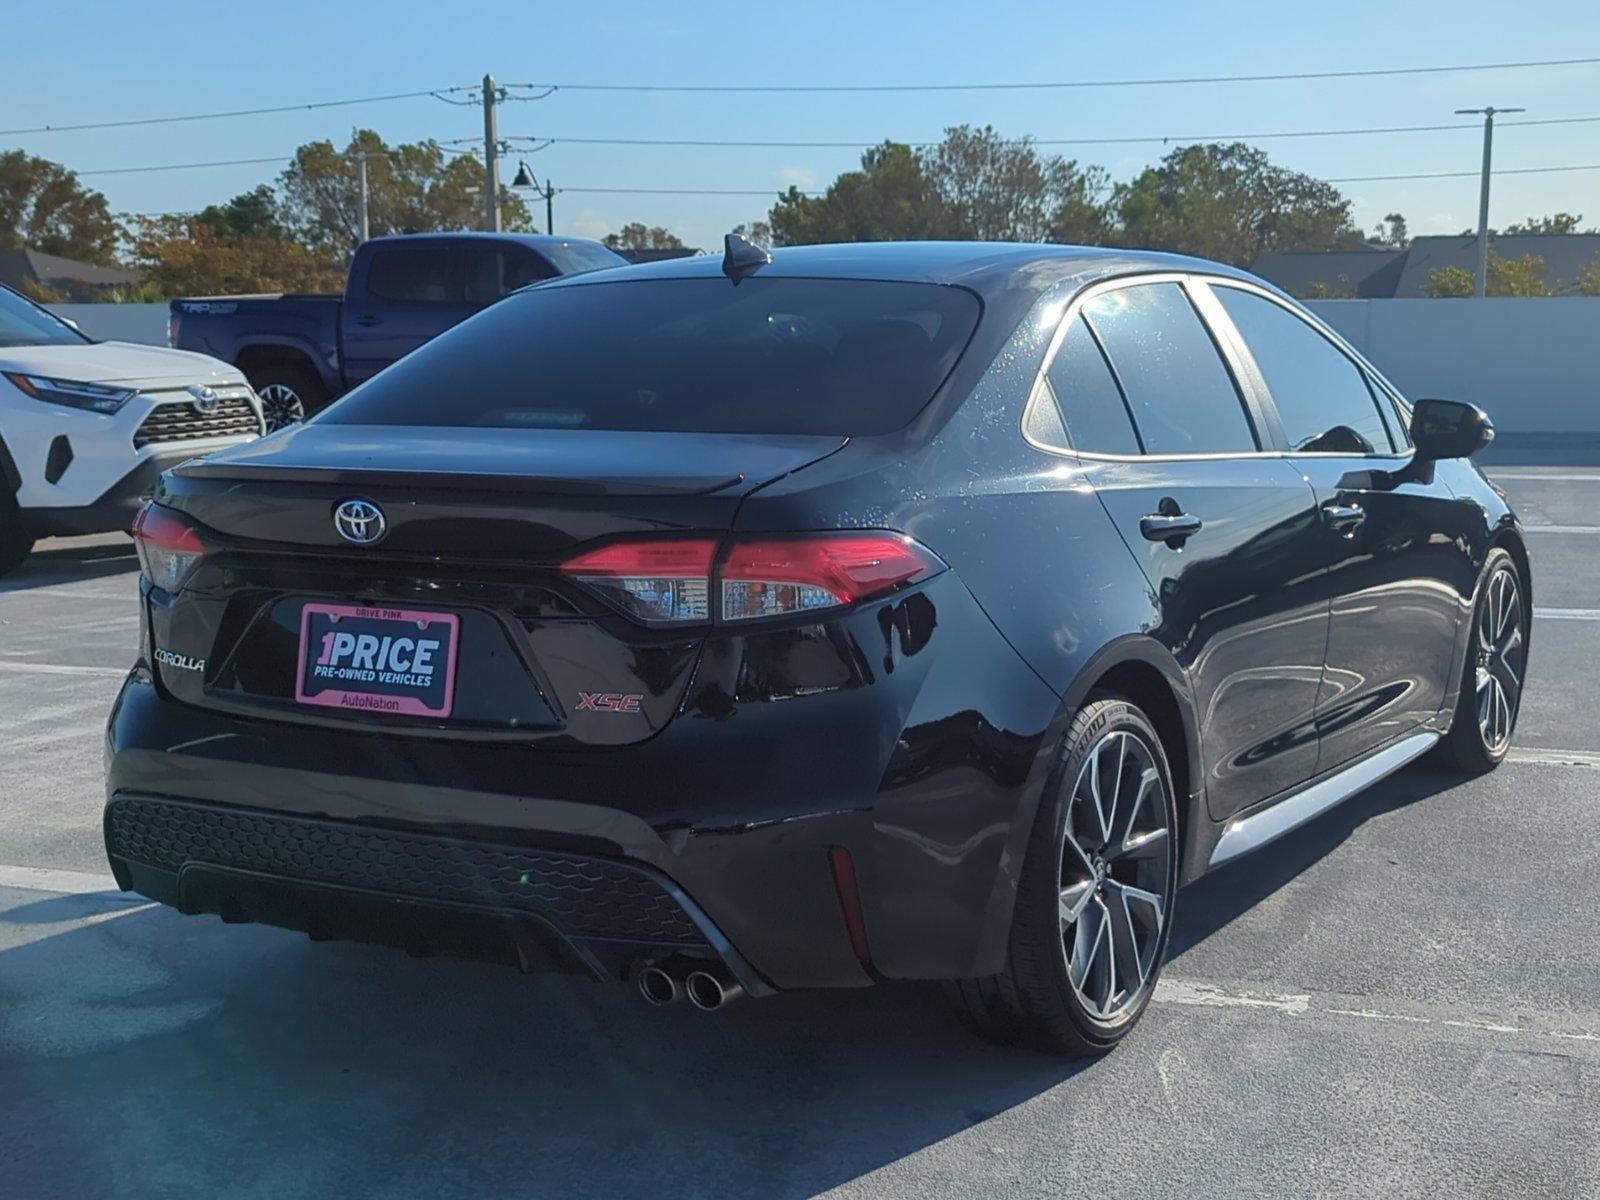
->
[[7, 0, 1600, 249]]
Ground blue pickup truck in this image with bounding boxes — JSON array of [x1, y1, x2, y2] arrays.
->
[[169, 232, 626, 429]]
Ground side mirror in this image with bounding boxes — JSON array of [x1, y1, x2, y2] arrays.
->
[[1411, 398, 1494, 462]]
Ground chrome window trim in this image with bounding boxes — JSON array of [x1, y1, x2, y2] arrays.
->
[[1019, 272, 1272, 463], [1021, 271, 1418, 464], [1200, 277, 1414, 457]]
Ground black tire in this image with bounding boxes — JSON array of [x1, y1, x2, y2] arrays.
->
[[1435, 547, 1527, 774], [0, 489, 35, 577], [247, 362, 329, 433], [948, 693, 1180, 1056]]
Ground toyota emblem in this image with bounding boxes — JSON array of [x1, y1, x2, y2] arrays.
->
[[333, 499, 387, 545], [187, 384, 220, 414]]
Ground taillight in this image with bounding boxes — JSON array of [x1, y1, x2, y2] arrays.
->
[[720, 534, 939, 622], [560, 533, 941, 626], [131, 503, 207, 592], [560, 538, 718, 625]]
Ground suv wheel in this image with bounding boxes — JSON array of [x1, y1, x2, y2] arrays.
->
[[948, 694, 1179, 1055], [1437, 548, 1526, 773], [0, 489, 35, 577], [248, 364, 327, 432]]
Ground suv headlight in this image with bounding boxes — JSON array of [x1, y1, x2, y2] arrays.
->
[[3, 372, 136, 414]]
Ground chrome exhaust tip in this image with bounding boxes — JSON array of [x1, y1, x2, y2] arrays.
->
[[638, 965, 681, 1006], [685, 969, 744, 1011]]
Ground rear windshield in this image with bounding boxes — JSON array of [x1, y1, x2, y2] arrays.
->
[[538, 241, 628, 276], [323, 277, 981, 436]]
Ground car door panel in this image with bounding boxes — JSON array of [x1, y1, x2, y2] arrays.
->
[[1088, 458, 1327, 819]]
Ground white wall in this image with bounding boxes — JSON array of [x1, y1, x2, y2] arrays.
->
[[1306, 298, 1600, 435], [45, 302, 169, 347]]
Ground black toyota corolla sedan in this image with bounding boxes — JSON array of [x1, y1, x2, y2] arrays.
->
[[105, 238, 1529, 1055]]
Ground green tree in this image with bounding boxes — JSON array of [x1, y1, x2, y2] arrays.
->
[[770, 142, 948, 245], [1112, 142, 1362, 266], [1578, 256, 1600, 296], [1372, 212, 1409, 247], [276, 130, 533, 257], [920, 125, 1110, 243], [603, 222, 685, 250], [194, 185, 285, 239], [0, 150, 122, 264], [770, 129, 1111, 247], [1424, 252, 1551, 297], [1501, 213, 1589, 235], [127, 216, 343, 297]]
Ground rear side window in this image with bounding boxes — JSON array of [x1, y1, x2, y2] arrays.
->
[[1042, 318, 1141, 455], [1215, 286, 1397, 454], [365, 246, 463, 304], [1083, 283, 1258, 455], [323, 277, 981, 436]]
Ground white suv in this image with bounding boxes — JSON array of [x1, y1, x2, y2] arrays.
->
[[0, 284, 264, 574]]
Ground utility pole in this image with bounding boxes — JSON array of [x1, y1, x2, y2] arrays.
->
[[545, 178, 554, 235], [1455, 106, 1525, 298], [482, 73, 502, 232], [353, 150, 372, 244]]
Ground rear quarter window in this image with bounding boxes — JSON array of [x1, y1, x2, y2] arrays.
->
[[323, 277, 982, 436]]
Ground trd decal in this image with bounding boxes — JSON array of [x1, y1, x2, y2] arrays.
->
[[576, 692, 643, 714]]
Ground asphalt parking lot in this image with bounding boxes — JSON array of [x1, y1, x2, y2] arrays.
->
[[1, 455, 1597, 1199]]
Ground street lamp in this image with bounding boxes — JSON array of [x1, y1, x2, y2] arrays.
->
[[1455, 106, 1526, 298], [511, 160, 555, 236]]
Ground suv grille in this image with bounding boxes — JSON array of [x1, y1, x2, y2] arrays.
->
[[133, 390, 261, 449], [106, 796, 705, 944]]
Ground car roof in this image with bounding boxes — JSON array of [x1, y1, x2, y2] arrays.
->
[[542, 241, 1264, 304], [363, 232, 611, 250]]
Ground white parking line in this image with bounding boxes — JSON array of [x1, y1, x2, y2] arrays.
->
[[0, 864, 123, 894], [1535, 608, 1600, 620], [1525, 525, 1600, 534], [1506, 747, 1600, 768], [0, 661, 127, 679]]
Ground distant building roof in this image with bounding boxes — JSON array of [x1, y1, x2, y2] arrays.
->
[[1251, 248, 1407, 298], [1393, 234, 1600, 296], [0, 247, 141, 298]]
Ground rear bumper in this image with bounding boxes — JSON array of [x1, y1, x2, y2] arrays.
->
[[104, 573, 1065, 989], [105, 793, 770, 994]]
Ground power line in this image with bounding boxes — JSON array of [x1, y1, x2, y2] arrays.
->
[[0, 87, 474, 137], [505, 54, 1600, 94], [1326, 163, 1600, 182], [496, 113, 1600, 151], [78, 156, 290, 176]]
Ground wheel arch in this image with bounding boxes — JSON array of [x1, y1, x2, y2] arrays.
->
[[1060, 637, 1208, 886], [234, 341, 322, 381]]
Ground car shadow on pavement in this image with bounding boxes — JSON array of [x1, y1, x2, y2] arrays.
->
[[0, 761, 1467, 1199], [0, 537, 137, 594], [1168, 760, 1466, 961]]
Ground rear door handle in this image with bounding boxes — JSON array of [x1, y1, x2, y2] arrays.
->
[[1322, 501, 1366, 536], [353, 315, 383, 327], [1140, 512, 1203, 545]]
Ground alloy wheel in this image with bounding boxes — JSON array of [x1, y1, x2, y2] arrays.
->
[[1475, 565, 1525, 754], [1058, 729, 1173, 1022], [257, 383, 306, 433]]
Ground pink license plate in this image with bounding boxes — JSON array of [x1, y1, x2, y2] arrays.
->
[[295, 603, 460, 718]]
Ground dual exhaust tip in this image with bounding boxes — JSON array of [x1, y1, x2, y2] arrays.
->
[[638, 964, 744, 1011]]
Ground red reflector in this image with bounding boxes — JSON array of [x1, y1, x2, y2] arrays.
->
[[559, 538, 718, 578], [131, 503, 204, 553], [828, 845, 873, 966]]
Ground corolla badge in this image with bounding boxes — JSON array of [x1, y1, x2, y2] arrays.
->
[[334, 499, 387, 545]]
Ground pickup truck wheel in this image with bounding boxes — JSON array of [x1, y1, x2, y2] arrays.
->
[[248, 365, 327, 432]]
